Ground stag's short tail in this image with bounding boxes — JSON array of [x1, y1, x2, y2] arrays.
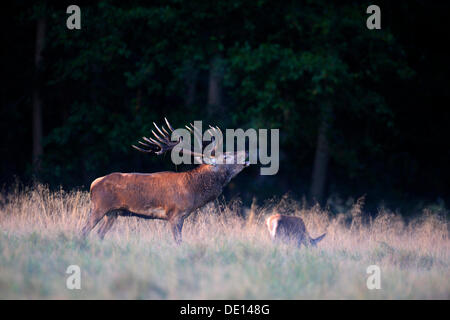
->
[[309, 233, 326, 246]]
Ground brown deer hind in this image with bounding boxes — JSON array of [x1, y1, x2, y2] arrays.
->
[[81, 118, 249, 244], [266, 214, 326, 247]]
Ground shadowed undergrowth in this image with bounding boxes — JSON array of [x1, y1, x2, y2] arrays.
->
[[0, 185, 448, 299]]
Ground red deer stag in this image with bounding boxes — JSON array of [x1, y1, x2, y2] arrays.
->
[[266, 214, 326, 247], [81, 118, 249, 244]]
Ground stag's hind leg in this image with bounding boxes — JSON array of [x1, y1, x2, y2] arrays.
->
[[97, 211, 119, 240], [81, 208, 106, 238]]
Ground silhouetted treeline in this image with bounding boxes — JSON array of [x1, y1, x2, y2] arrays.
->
[[1, 1, 449, 214]]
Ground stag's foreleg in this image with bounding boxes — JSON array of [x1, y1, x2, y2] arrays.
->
[[169, 212, 188, 245]]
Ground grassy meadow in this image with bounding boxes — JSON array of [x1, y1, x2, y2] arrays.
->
[[0, 185, 448, 299]]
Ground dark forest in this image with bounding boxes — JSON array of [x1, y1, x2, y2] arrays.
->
[[1, 1, 449, 215]]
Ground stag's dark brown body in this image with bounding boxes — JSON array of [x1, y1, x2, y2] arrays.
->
[[81, 119, 248, 244]]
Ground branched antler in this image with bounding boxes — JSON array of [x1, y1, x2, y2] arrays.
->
[[133, 118, 208, 159], [132, 118, 181, 155]]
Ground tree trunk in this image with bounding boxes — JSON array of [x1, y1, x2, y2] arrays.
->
[[207, 54, 224, 115], [184, 62, 198, 107], [310, 108, 331, 203], [32, 17, 46, 175]]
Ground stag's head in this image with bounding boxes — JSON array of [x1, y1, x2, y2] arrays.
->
[[132, 118, 250, 184], [206, 149, 250, 185], [198, 125, 250, 183]]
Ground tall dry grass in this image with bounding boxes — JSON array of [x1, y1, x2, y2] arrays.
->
[[0, 184, 448, 299]]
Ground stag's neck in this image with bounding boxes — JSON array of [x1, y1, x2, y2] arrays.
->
[[187, 164, 229, 187], [184, 164, 228, 202]]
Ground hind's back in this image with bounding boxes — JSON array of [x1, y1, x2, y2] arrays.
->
[[266, 214, 309, 244]]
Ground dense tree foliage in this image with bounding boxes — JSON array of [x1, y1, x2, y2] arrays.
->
[[1, 1, 449, 213]]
